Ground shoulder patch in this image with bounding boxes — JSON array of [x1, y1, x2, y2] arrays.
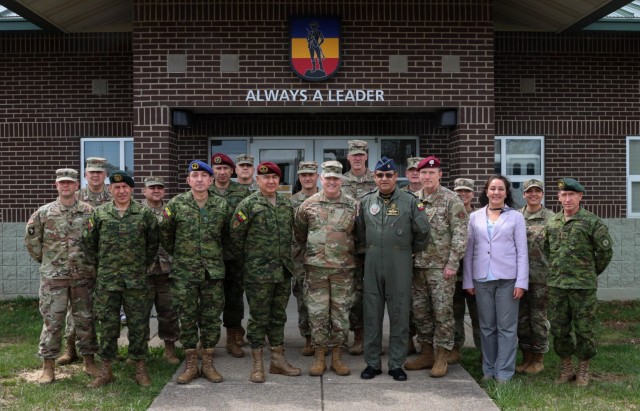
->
[[163, 207, 172, 219], [86, 218, 95, 232], [27, 226, 35, 236], [235, 211, 247, 223], [417, 202, 425, 211]]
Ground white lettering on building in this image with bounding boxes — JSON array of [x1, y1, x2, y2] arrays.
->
[[246, 89, 384, 102]]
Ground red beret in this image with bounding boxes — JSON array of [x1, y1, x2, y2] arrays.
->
[[211, 152, 235, 168], [417, 155, 441, 170], [257, 162, 282, 178]]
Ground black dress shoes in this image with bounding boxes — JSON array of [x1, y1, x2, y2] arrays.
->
[[360, 365, 382, 379], [388, 368, 408, 381]]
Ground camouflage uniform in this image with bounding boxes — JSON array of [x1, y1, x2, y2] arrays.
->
[[454, 205, 480, 350], [290, 188, 318, 339], [84, 200, 159, 361], [517, 206, 554, 354], [229, 191, 295, 349], [413, 185, 468, 350], [356, 188, 430, 370], [142, 199, 179, 344], [25, 198, 98, 359], [210, 181, 251, 330], [160, 191, 229, 350], [543, 207, 613, 360], [342, 169, 377, 332], [239, 179, 259, 192], [294, 190, 357, 347]]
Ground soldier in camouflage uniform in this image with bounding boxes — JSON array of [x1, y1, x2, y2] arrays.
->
[[543, 178, 613, 386], [84, 170, 159, 388], [210, 153, 252, 358], [515, 179, 554, 375], [405, 156, 468, 378], [229, 162, 301, 383], [342, 140, 377, 355], [161, 160, 229, 384], [294, 161, 357, 377], [357, 157, 430, 382], [290, 160, 319, 356], [56, 157, 112, 366], [141, 176, 180, 365], [235, 154, 259, 192], [25, 168, 99, 384], [451, 178, 481, 364]]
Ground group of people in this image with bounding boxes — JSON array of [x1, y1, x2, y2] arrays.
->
[[26, 139, 613, 389]]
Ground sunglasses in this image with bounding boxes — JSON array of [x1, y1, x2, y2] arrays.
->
[[375, 172, 395, 179]]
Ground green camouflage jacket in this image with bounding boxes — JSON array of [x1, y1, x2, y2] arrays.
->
[[342, 169, 376, 201], [75, 186, 112, 208], [84, 200, 159, 291], [160, 191, 229, 281], [210, 180, 251, 261], [229, 191, 294, 283], [519, 206, 554, 284], [25, 199, 96, 280], [290, 188, 318, 270], [142, 199, 173, 275], [543, 207, 613, 289]]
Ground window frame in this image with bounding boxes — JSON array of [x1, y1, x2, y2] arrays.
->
[[495, 136, 545, 207], [627, 136, 640, 218], [80, 137, 133, 188]]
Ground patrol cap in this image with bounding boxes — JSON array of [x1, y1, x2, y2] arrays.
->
[[211, 152, 235, 168], [406, 157, 423, 170], [374, 156, 396, 172], [321, 161, 343, 178], [557, 178, 585, 193], [453, 178, 474, 192], [257, 161, 282, 178], [235, 154, 254, 166], [417, 155, 441, 171], [348, 140, 368, 155], [523, 179, 544, 192], [189, 160, 213, 176], [109, 170, 135, 188], [55, 168, 79, 183], [85, 157, 108, 172], [297, 160, 318, 174], [144, 176, 165, 187]]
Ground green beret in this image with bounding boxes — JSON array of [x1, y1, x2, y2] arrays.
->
[[557, 178, 585, 193], [109, 170, 135, 188]]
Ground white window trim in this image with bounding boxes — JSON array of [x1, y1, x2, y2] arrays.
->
[[627, 136, 640, 218], [495, 135, 545, 184], [80, 137, 133, 188]]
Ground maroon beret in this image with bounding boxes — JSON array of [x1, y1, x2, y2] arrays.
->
[[417, 155, 441, 170], [211, 152, 235, 168], [257, 162, 282, 178]]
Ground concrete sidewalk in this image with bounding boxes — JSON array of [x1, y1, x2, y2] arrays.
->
[[124, 297, 498, 411]]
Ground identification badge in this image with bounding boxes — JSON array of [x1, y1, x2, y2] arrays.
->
[[387, 203, 399, 216], [370, 203, 380, 215]]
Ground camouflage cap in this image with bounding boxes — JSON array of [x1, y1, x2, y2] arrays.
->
[[297, 160, 318, 174], [557, 178, 585, 193], [235, 154, 254, 166], [348, 140, 368, 155], [55, 168, 79, 183], [321, 160, 343, 178], [144, 176, 165, 187], [406, 157, 423, 170], [453, 178, 474, 192], [109, 170, 135, 187], [85, 157, 108, 172], [523, 178, 544, 192]]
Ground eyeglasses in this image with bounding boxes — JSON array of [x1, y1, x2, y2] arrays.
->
[[375, 172, 395, 179]]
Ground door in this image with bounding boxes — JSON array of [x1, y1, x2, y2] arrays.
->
[[251, 139, 315, 194], [314, 138, 378, 174]]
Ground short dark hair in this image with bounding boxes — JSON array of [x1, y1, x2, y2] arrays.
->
[[479, 174, 515, 207]]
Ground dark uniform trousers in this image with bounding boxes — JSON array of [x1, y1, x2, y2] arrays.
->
[[147, 273, 179, 342]]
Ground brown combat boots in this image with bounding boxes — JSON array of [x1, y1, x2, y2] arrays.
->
[[525, 353, 545, 375], [226, 328, 245, 358], [250, 347, 265, 383], [575, 359, 590, 386], [407, 336, 417, 356], [404, 343, 434, 370], [164, 341, 180, 365], [349, 328, 364, 356], [87, 360, 114, 388], [57, 336, 79, 365], [201, 348, 223, 383], [302, 336, 314, 356], [134, 360, 152, 387], [330, 346, 350, 376], [38, 359, 55, 385], [83, 354, 100, 378], [447, 346, 461, 365], [236, 325, 248, 347], [516, 349, 532, 374], [309, 347, 327, 376], [430, 347, 450, 378], [555, 357, 576, 384], [269, 346, 301, 376], [177, 348, 200, 384]]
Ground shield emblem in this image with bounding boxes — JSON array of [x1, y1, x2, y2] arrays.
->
[[290, 17, 341, 82]]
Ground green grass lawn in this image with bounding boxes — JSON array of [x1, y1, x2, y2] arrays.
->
[[461, 300, 640, 410]]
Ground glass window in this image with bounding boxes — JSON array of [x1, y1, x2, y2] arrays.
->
[[627, 137, 640, 217], [209, 138, 249, 179], [380, 138, 419, 180], [495, 136, 544, 209], [80, 137, 133, 188]]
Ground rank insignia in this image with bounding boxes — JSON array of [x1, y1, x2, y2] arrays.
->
[[235, 211, 247, 223]]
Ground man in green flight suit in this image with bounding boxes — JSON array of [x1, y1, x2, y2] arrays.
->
[[356, 157, 430, 382]]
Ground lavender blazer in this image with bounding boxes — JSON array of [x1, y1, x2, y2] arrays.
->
[[462, 206, 529, 290]]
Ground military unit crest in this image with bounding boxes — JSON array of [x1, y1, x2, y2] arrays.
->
[[259, 165, 268, 174], [113, 174, 123, 182]]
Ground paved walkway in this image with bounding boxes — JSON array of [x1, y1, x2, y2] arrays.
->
[[121, 297, 498, 411]]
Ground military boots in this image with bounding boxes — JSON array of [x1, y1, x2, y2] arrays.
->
[[330, 347, 350, 376], [447, 346, 461, 365], [555, 357, 576, 384], [236, 326, 248, 347], [302, 336, 314, 356], [250, 348, 265, 383], [525, 353, 545, 374], [226, 328, 245, 358], [309, 347, 327, 376], [269, 346, 301, 376], [87, 360, 114, 388], [177, 348, 200, 384], [201, 348, 223, 383], [57, 336, 79, 365], [83, 354, 100, 378], [164, 341, 180, 365], [404, 343, 434, 370], [575, 359, 590, 386], [349, 328, 364, 355], [516, 349, 532, 373], [38, 359, 55, 385], [430, 347, 449, 378], [134, 360, 152, 387]]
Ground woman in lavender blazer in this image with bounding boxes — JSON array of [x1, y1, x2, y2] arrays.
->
[[463, 175, 529, 382]]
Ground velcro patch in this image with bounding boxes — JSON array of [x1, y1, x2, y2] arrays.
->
[[235, 211, 247, 223], [163, 207, 172, 219]]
